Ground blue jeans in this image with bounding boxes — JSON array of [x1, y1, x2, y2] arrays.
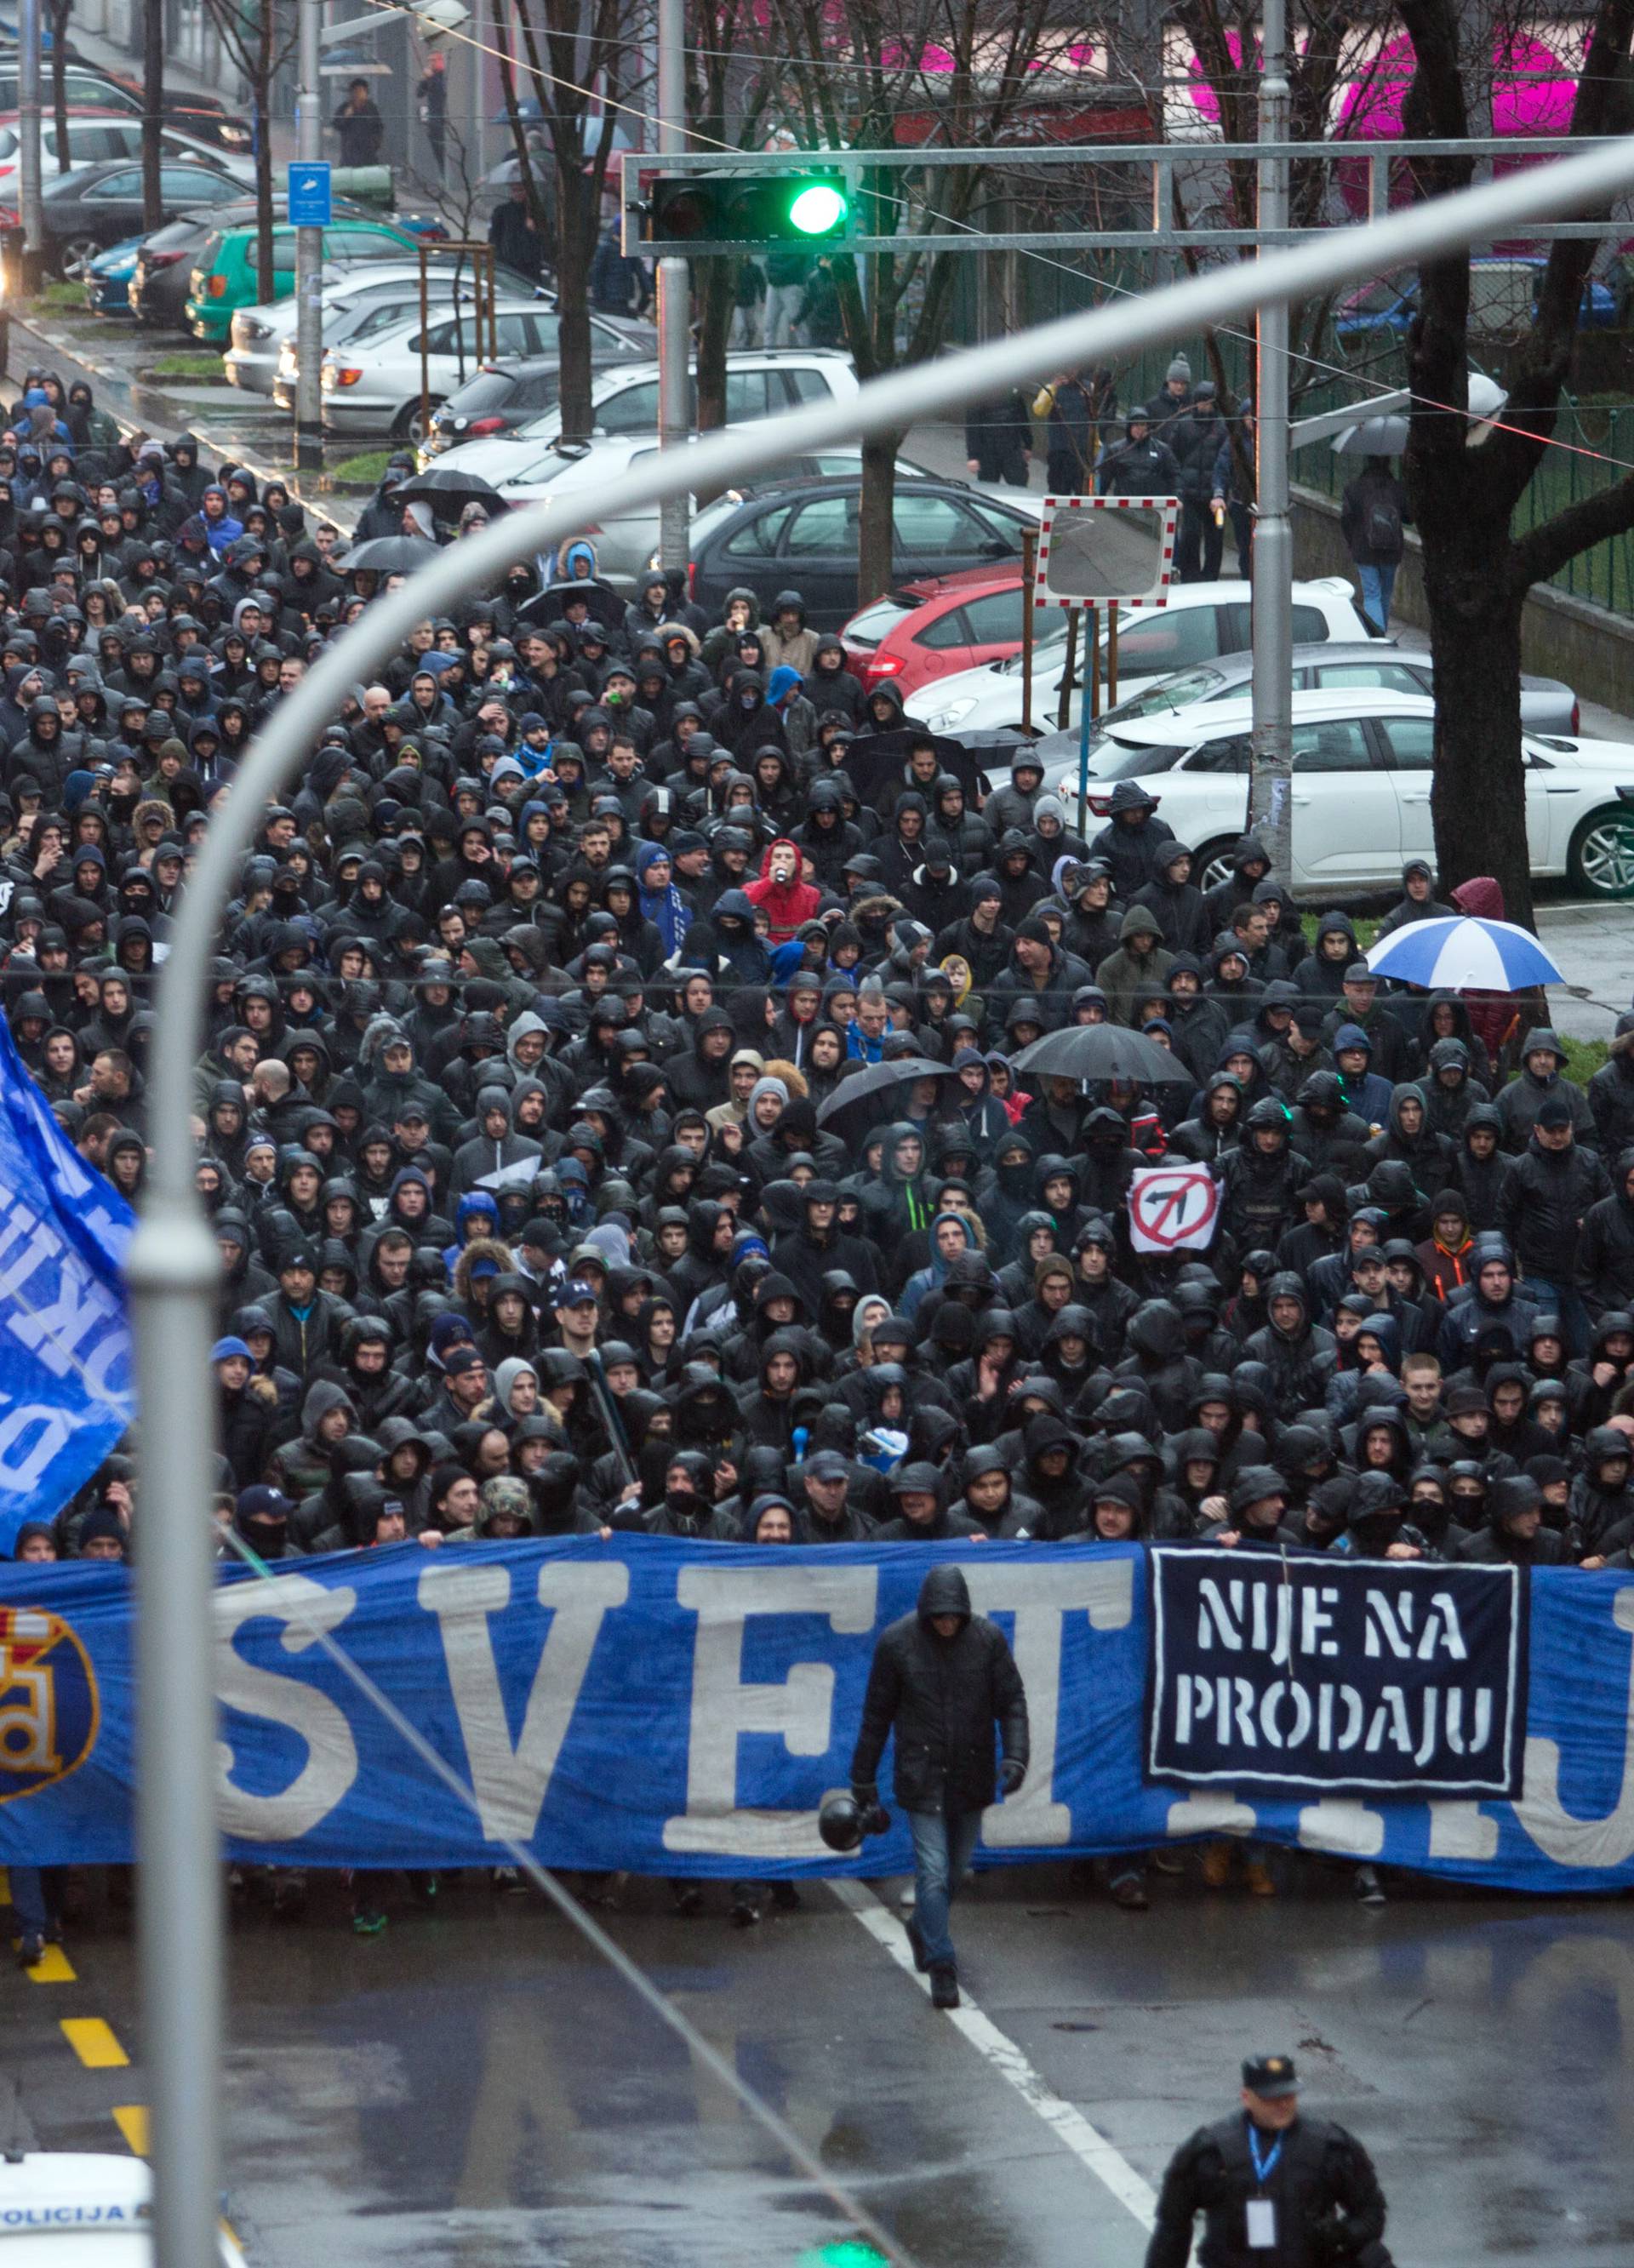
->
[[907, 1808, 983, 1971], [1358, 561, 1397, 632], [9, 1865, 54, 1940]]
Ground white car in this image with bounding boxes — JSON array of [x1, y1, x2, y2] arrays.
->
[[0, 111, 254, 191], [318, 300, 660, 442], [908, 576, 1373, 734], [467, 432, 923, 591], [0, 2155, 245, 2266], [1060, 686, 1634, 899], [477, 346, 863, 454]]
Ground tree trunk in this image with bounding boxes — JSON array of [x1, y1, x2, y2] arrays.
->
[[254, 64, 276, 290], [141, 0, 164, 233], [857, 431, 901, 614], [692, 254, 733, 502], [553, 164, 594, 443]]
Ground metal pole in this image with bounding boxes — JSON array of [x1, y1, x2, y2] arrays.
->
[[1058, 608, 1077, 733], [654, 0, 689, 572], [134, 133, 1634, 2268], [1249, 0, 1294, 877], [1020, 526, 1037, 734], [1108, 613, 1119, 706], [294, 0, 324, 477], [18, 0, 41, 280]]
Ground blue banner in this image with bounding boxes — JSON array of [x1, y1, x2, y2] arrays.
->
[[4, 1539, 1634, 1893], [0, 1015, 133, 1551], [1145, 1547, 1528, 1798]]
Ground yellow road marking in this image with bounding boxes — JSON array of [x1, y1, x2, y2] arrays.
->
[[21, 1943, 75, 1982], [0, 1867, 10, 1905], [112, 2105, 149, 2156], [61, 2017, 129, 2069]]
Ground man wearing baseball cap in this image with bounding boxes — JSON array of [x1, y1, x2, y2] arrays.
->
[[1145, 2053, 1391, 2266]]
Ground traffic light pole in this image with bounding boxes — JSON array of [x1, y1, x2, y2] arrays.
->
[[294, 0, 325, 477], [17, 0, 41, 284], [1249, 0, 1293, 876], [654, 0, 689, 574]]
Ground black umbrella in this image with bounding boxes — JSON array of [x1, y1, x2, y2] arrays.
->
[[815, 1055, 963, 1140], [340, 534, 443, 574], [517, 579, 628, 636], [838, 727, 984, 801], [1009, 1024, 1192, 1086], [394, 468, 510, 510]]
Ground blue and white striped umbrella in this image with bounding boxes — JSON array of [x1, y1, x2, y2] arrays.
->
[[1364, 915, 1563, 991]]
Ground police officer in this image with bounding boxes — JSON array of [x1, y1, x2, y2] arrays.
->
[[1146, 2054, 1391, 2267]]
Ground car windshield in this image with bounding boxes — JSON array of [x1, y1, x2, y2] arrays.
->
[[1095, 665, 1227, 723], [1081, 734, 1186, 780]]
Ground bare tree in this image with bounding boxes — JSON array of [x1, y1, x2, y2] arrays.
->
[[198, 0, 300, 283], [142, 0, 165, 233], [495, 0, 643, 442], [1397, 0, 1634, 921], [43, 0, 71, 172], [765, 0, 1100, 605]]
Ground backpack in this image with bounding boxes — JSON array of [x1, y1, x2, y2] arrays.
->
[[1363, 492, 1403, 559]]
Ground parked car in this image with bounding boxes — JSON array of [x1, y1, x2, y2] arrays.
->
[[422, 353, 614, 457], [226, 255, 559, 397], [494, 345, 861, 453], [687, 475, 1042, 630], [452, 434, 925, 592], [1336, 256, 1619, 348], [0, 56, 249, 150], [841, 568, 1033, 697], [0, 109, 254, 192], [0, 2151, 248, 2265], [318, 300, 655, 441], [1047, 686, 1634, 897], [186, 215, 420, 344], [83, 231, 142, 317], [131, 199, 385, 329], [5, 158, 244, 278], [1020, 640, 1580, 771], [908, 577, 1374, 735]]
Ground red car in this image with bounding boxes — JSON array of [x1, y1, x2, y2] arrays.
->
[[840, 568, 1030, 698]]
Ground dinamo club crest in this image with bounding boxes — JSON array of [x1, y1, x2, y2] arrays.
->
[[0, 1604, 100, 1802]]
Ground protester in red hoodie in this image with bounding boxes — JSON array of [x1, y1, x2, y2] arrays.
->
[[1449, 875, 1523, 1075], [745, 837, 821, 941]]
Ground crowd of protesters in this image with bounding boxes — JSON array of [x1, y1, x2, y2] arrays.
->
[[9, 372, 1634, 1949]]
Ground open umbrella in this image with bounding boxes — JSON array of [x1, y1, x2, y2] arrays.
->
[[815, 1055, 963, 1140], [1008, 1024, 1193, 1086], [517, 579, 629, 637], [838, 727, 985, 801], [1332, 374, 1505, 456], [394, 468, 510, 510], [1364, 914, 1563, 991], [340, 534, 443, 574]]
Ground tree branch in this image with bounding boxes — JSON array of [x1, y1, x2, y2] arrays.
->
[[1509, 466, 1634, 591]]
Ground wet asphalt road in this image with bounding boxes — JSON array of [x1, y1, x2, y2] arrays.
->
[[9, 1856, 1634, 2265]]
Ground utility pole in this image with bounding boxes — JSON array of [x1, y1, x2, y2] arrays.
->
[[18, 0, 41, 285], [654, 0, 689, 572], [294, 0, 324, 476], [142, 0, 164, 236], [1248, 0, 1293, 878]]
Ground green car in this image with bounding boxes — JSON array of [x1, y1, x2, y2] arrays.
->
[[185, 216, 418, 343]]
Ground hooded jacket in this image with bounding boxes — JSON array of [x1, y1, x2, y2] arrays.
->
[[849, 1563, 1029, 1815]]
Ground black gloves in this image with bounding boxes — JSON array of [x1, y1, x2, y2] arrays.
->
[[1000, 1757, 1026, 1797]]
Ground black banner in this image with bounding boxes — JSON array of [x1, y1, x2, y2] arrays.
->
[[1146, 1547, 1528, 1798]]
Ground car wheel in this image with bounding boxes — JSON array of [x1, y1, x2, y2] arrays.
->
[[394, 398, 444, 448], [1568, 808, 1634, 897], [57, 235, 102, 283], [1193, 838, 1238, 894]]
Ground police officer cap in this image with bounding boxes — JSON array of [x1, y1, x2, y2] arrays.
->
[[1242, 2052, 1299, 2098]]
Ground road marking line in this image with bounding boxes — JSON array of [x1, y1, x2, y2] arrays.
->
[[112, 2105, 149, 2157], [0, 1867, 9, 1905], [20, 1943, 75, 1983], [829, 1878, 1157, 2231], [61, 2018, 129, 2071]]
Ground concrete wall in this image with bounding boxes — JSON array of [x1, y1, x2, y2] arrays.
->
[[1290, 479, 1634, 719]]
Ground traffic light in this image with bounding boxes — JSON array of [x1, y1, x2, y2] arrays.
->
[[644, 170, 850, 249]]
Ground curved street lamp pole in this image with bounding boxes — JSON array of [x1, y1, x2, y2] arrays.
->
[[129, 129, 1634, 2268]]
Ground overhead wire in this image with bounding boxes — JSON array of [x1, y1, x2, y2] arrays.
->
[[379, 0, 1634, 481]]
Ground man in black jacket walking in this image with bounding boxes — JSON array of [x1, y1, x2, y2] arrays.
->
[[851, 1562, 1028, 2008]]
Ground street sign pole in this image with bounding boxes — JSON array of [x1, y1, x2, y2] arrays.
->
[[1249, 0, 1294, 877], [654, 0, 689, 573], [18, 0, 41, 284], [290, 138, 331, 477]]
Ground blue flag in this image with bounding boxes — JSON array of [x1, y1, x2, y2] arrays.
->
[[0, 1011, 134, 1550]]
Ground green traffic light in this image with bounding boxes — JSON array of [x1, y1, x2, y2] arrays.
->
[[788, 181, 848, 236]]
